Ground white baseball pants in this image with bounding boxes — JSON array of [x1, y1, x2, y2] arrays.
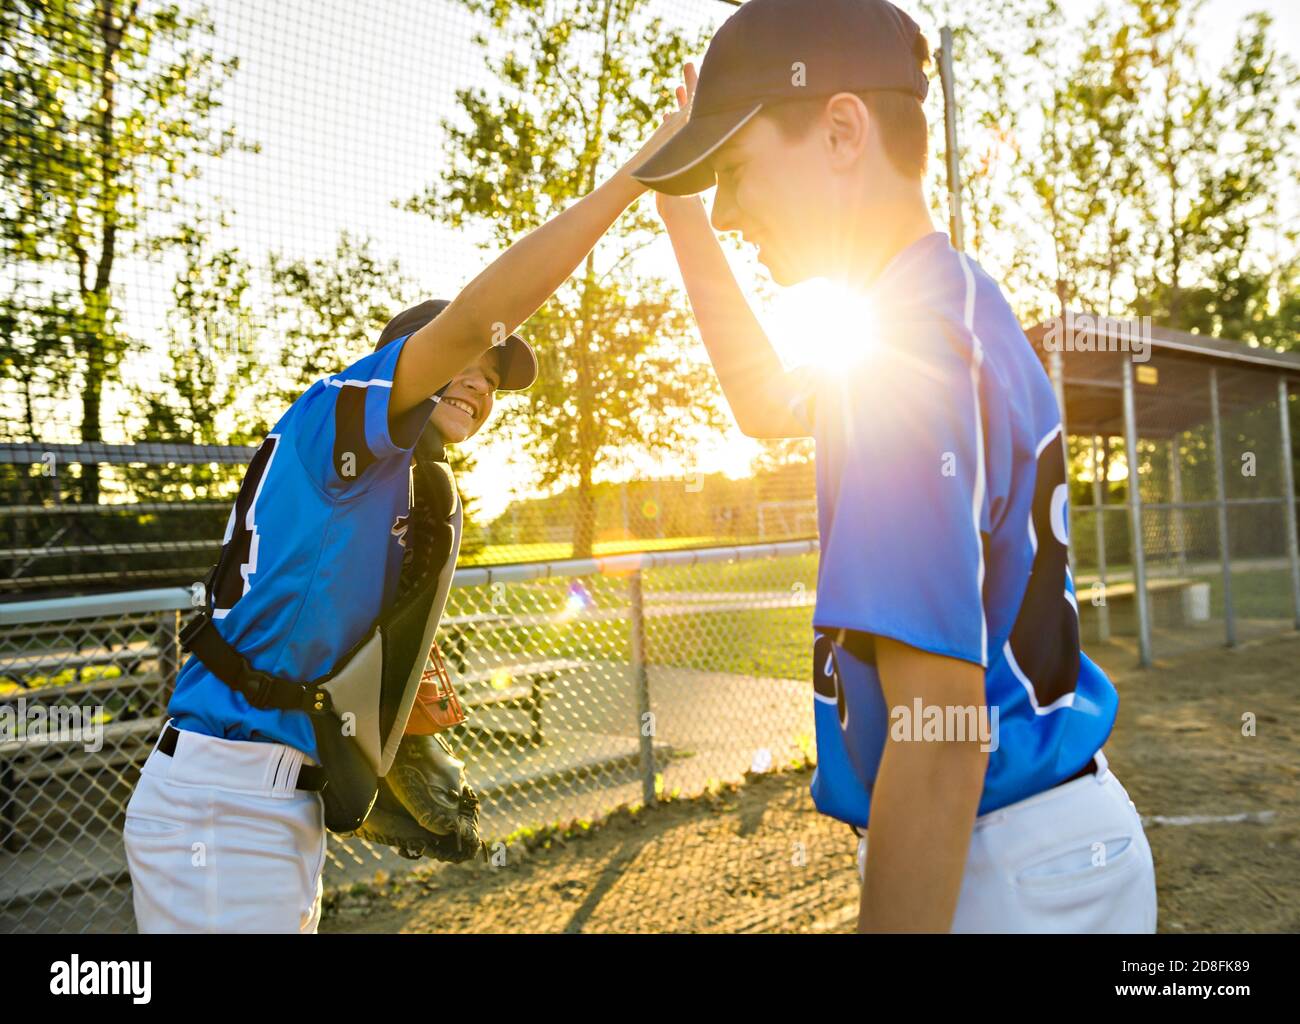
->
[[123, 723, 327, 933], [856, 751, 1158, 932]]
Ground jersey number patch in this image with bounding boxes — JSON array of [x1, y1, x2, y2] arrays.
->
[[1005, 429, 1080, 711], [812, 632, 850, 729], [211, 434, 280, 617]]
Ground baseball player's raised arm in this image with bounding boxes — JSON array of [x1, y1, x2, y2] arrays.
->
[[389, 109, 692, 419], [657, 197, 808, 438]]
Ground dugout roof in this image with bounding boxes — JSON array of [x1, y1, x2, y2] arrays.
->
[[1025, 313, 1300, 439]]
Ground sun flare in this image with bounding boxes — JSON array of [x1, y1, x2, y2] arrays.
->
[[763, 279, 880, 372]]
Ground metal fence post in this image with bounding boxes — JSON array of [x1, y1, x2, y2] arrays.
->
[[629, 568, 656, 806], [1052, 350, 1075, 578], [1121, 358, 1153, 666], [1278, 377, 1300, 630], [1209, 368, 1236, 647], [1, 756, 17, 854], [1091, 435, 1110, 642], [938, 26, 965, 251], [1169, 433, 1187, 577], [154, 610, 181, 717]]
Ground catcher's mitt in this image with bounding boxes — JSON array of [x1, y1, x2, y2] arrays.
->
[[346, 732, 487, 863]]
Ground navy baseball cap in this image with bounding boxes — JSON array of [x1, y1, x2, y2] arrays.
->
[[376, 299, 538, 391], [632, 0, 930, 196]]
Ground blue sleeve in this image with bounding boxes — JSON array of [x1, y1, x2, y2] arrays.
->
[[816, 327, 988, 667], [283, 334, 439, 497]]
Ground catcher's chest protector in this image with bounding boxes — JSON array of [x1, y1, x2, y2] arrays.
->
[[181, 444, 462, 833], [321, 453, 462, 779]]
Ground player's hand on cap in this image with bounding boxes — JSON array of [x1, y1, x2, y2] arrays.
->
[[654, 64, 708, 223], [620, 63, 697, 187]]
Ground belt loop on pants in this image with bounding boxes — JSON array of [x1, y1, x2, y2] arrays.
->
[[156, 723, 328, 792]]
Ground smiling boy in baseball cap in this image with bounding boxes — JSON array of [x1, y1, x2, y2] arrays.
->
[[634, 0, 1156, 934], [123, 90, 696, 933]]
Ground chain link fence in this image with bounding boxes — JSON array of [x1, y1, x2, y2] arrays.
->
[[0, 0, 887, 931], [1, 538, 847, 933], [7, 0, 1299, 934]]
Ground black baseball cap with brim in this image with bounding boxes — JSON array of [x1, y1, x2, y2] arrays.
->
[[632, 0, 930, 196], [376, 298, 538, 392]]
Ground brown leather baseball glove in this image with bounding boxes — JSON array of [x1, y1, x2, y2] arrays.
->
[[346, 732, 487, 863]]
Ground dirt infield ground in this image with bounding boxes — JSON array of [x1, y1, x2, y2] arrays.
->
[[321, 631, 1300, 933]]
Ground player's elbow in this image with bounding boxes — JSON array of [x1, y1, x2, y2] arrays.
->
[[735, 408, 809, 440], [735, 413, 778, 439]]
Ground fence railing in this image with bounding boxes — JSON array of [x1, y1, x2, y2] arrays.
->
[[4, 514, 1298, 932], [1, 538, 821, 933], [1, 441, 819, 595]]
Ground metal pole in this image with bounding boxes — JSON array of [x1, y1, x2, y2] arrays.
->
[[1048, 351, 1069, 434], [938, 26, 965, 251], [1277, 377, 1300, 630], [629, 568, 656, 806], [1209, 368, 1236, 647], [154, 609, 181, 717], [1121, 358, 1152, 666], [1169, 434, 1187, 577], [1050, 352, 1074, 576], [1091, 435, 1110, 642], [1, 757, 17, 853]]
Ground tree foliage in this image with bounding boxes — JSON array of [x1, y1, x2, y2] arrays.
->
[[397, 0, 728, 558], [1, 0, 255, 504]]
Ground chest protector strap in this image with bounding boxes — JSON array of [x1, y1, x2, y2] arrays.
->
[[179, 448, 462, 833]]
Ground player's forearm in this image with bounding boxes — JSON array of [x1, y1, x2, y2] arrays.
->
[[451, 171, 644, 342], [858, 737, 986, 932], [392, 171, 644, 415], [661, 201, 791, 431], [859, 637, 988, 932]]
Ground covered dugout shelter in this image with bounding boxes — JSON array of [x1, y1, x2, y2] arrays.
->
[[1026, 314, 1300, 666]]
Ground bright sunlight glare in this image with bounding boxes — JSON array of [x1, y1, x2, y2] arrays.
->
[[763, 279, 881, 371]]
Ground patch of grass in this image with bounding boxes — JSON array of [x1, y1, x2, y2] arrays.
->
[[445, 587, 815, 682], [647, 552, 818, 594], [1217, 568, 1295, 620], [646, 605, 813, 680], [464, 536, 726, 566]]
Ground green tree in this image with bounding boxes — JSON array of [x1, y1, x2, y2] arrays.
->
[[1028, 1, 1146, 318], [0, 292, 79, 448], [398, 0, 727, 559], [0, 0, 253, 501], [1132, 8, 1299, 347], [264, 230, 414, 409], [1020, 0, 1298, 337], [916, 0, 1063, 304], [118, 213, 262, 500]]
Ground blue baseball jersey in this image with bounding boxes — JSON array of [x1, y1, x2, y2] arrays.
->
[[167, 335, 439, 760], [790, 231, 1117, 827]]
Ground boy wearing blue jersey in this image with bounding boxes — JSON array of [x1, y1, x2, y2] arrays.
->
[[122, 94, 694, 933], [633, 0, 1156, 932]]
